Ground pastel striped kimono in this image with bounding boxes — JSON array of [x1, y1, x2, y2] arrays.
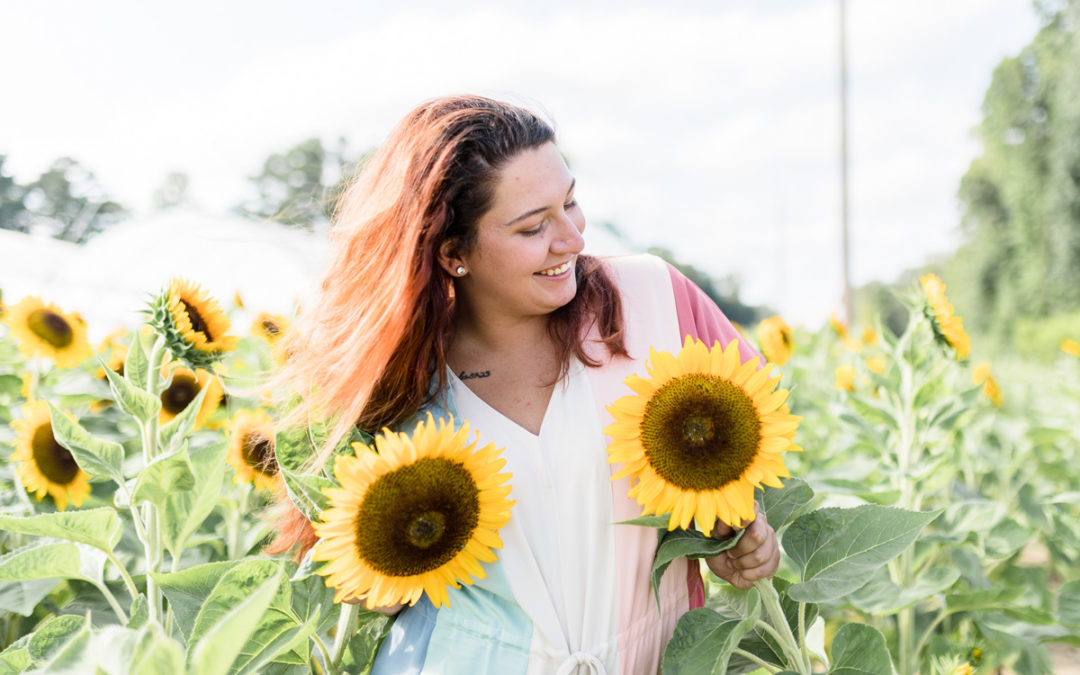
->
[[371, 254, 759, 675]]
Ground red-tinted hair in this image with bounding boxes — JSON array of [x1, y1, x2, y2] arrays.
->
[[266, 95, 626, 557]]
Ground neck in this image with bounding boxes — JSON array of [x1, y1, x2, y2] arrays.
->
[[451, 305, 551, 355]]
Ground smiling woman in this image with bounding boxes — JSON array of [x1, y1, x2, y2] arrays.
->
[[266, 95, 779, 674]]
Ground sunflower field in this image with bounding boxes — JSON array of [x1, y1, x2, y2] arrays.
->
[[1, 271, 1079, 675]]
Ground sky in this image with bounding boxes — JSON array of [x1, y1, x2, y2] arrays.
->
[[0, 0, 1042, 328]]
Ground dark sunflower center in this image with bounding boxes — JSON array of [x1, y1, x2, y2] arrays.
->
[[161, 374, 199, 415], [31, 424, 80, 485], [262, 319, 280, 336], [180, 299, 213, 341], [27, 309, 74, 349], [780, 329, 791, 349], [639, 373, 762, 491], [354, 457, 480, 577], [241, 432, 279, 476]]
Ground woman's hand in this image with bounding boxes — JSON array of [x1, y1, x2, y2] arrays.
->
[[704, 502, 779, 590]]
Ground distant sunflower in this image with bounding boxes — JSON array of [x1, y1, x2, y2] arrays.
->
[[11, 401, 91, 510], [606, 337, 801, 531], [829, 312, 848, 339], [313, 414, 514, 609], [866, 356, 887, 374], [835, 364, 856, 392], [146, 278, 237, 369], [227, 409, 281, 491], [972, 362, 1003, 408], [1062, 339, 1080, 358], [95, 343, 128, 380], [920, 274, 970, 360], [3, 297, 91, 368], [862, 325, 878, 346], [158, 363, 224, 429], [757, 316, 794, 365]]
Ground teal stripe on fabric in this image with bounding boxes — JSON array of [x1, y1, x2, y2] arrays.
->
[[422, 560, 532, 674]]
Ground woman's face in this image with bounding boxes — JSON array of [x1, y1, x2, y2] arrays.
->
[[450, 141, 586, 322]]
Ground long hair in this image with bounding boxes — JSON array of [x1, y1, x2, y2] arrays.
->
[[266, 95, 626, 556]]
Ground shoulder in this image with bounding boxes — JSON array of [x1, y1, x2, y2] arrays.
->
[[595, 252, 671, 283]]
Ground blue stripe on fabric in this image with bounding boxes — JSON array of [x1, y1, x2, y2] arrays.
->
[[372, 597, 438, 675]]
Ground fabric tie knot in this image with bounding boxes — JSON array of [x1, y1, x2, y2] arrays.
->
[[555, 650, 606, 675]]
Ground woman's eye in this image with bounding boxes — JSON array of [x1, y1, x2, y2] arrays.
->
[[521, 224, 544, 236], [565, 199, 578, 209]]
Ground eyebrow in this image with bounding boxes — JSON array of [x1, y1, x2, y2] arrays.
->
[[502, 178, 577, 227]]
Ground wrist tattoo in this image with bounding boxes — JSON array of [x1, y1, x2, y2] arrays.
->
[[458, 370, 491, 380]]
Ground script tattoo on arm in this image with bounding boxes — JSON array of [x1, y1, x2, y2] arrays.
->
[[458, 370, 491, 380]]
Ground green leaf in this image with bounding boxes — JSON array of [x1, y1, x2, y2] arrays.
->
[[984, 517, 1032, 558], [230, 570, 330, 675], [340, 610, 394, 674], [280, 467, 333, 522], [275, 425, 333, 521], [0, 634, 32, 673], [827, 623, 891, 674], [0, 578, 58, 617], [130, 624, 185, 674], [0, 507, 122, 553], [89, 625, 143, 674], [132, 446, 196, 508], [653, 529, 745, 606], [153, 560, 243, 640], [661, 590, 761, 674], [48, 402, 126, 485], [1058, 580, 1080, 628], [846, 566, 961, 614], [160, 441, 229, 558], [186, 561, 286, 675], [784, 505, 942, 603], [760, 478, 814, 531], [846, 393, 898, 430], [0, 540, 84, 583], [157, 384, 208, 454], [125, 330, 150, 392], [725, 578, 820, 672], [100, 357, 161, 424], [616, 514, 674, 528], [27, 614, 89, 664], [944, 586, 1024, 614]]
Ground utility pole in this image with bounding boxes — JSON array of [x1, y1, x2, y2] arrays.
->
[[839, 0, 853, 325]]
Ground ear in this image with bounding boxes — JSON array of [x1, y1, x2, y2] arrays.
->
[[437, 239, 465, 276]]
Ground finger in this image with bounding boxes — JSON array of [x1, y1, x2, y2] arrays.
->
[[731, 528, 778, 573], [708, 518, 735, 539], [729, 515, 770, 558]]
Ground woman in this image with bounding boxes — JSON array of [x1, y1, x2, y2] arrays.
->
[[270, 95, 779, 674]]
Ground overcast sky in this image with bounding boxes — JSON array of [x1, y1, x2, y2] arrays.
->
[[0, 0, 1041, 327]]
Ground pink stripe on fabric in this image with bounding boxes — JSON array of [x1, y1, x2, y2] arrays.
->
[[667, 262, 764, 610]]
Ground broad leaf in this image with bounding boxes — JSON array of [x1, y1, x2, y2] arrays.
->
[[0, 541, 85, 583], [731, 578, 819, 671], [125, 330, 150, 392], [1058, 580, 1080, 628], [944, 586, 1024, 614], [27, 614, 89, 665], [846, 393, 897, 430], [828, 623, 891, 674], [276, 423, 333, 521], [616, 514, 674, 528], [157, 384, 208, 454], [340, 611, 394, 675], [48, 402, 126, 485], [186, 562, 285, 675], [160, 441, 229, 557], [784, 505, 941, 603], [662, 590, 761, 675], [0, 507, 122, 553], [760, 478, 814, 531], [983, 517, 1032, 558], [847, 566, 961, 615], [130, 625, 185, 674], [0, 578, 58, 617], [153, 560, 243, 640], [279, 468, 333, 523], [0, 634, 32, 673], [100, 358, 161, 424], [654, 529, 744, 606], [132, 446, 196, 508]]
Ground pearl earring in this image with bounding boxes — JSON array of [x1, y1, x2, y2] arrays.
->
[[455, 265, 467, 276]]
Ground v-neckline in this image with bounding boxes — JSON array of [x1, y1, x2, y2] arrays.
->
[[447, 364, 575, 439]]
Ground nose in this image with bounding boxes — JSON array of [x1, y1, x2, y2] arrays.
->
[[551, 213, 585, 255]]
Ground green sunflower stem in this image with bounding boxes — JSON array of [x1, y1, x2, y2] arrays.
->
[[892, 322, 921, 675], [140, 335, 167, 627], [330, 601, 361, 672], [754, 579, 808, 674], [732, 647, 780, 673]]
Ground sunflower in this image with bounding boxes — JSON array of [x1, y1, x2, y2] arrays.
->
[[835, 364, 856, 392], [11, 401, 91, 510], [3, 296, 92, 368], [312, 414, 514, 609], [605, 337, 801, 531], [1062, 339, 1080, 358], [95, 343, 128, 380], [146, 277, 237, 369], [920, 274, 970, 360], [972, 362, 1003, 408], [158, 362, 224, 429], [866, 356, 887, 374], [227, 409, 281, 491], [757, 316, 793, 365], [829, 312, 848, 339], [862, 325, 878, 346]]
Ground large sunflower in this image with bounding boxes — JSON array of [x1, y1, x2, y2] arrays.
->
[[3, 297, 91, 368], [757, 316, 793, 365], [312, 414, 514, 609], [606, 337, 801, 531], [158, 362, 224, 429], [11, 401, 91, 510], [227, 409, 281, 491], [146, 277, 237, 369], [920, 274, 970, 360]]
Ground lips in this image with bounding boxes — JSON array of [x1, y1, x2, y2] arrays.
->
[[536, 260, 573, 276]]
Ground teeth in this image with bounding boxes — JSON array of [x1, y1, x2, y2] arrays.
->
[[538, 261, 572, 276]]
